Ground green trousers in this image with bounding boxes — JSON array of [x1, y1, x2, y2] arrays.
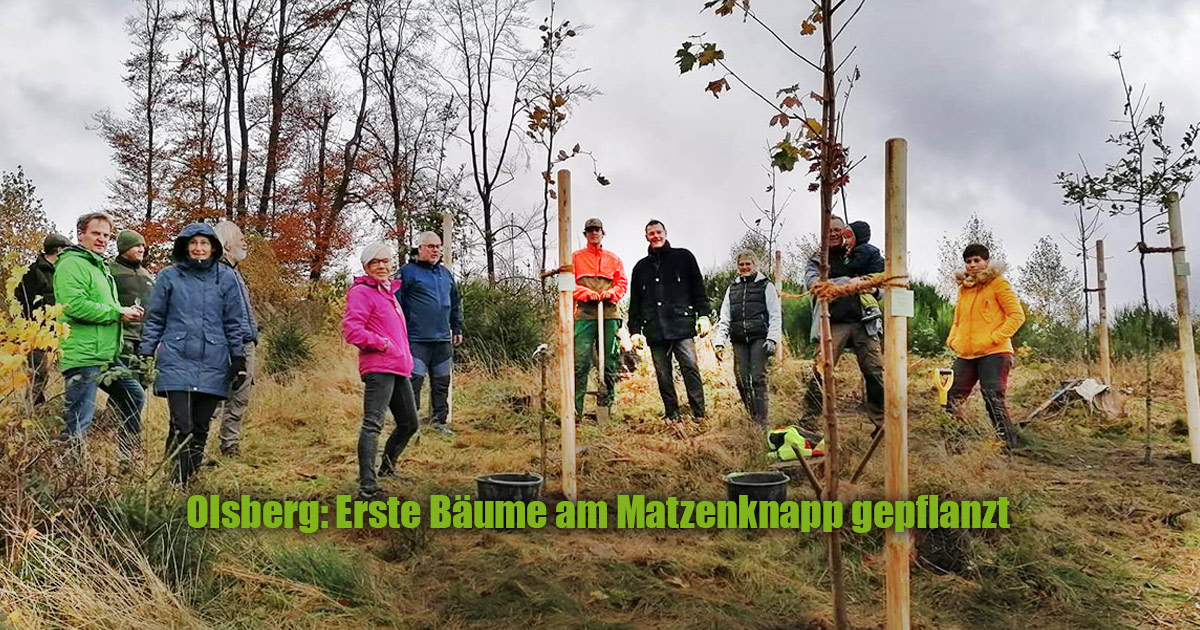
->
[[574, 318, 621, 415]]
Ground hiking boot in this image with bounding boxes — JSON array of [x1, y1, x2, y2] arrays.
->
[[379, 472, 416, 484], [429, 422, 455, 436], [220, 443, 240, 456], [355, 488, 385, 501]]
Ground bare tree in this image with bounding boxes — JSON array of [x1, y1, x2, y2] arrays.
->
[[207, 0, 237, 217], [256, 0, 353, 231], [1058, 169, 1104, 360], [94, 0, 184, 228], [227, 0, 275, 222], [436, 0, 542, 284], [358, 0, 462, 251], [171, 0, 226, 223], [303, 11, 374, 281], [740, 164, 793, 262]]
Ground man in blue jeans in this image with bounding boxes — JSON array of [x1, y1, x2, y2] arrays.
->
[[397, 231, 463, 435], [53, 212, 147, 457]]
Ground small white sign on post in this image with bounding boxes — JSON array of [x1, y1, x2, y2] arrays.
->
[[1176, 261, 1191, 277], [889, 289, 914, 318], [557, 272, 575, 291]]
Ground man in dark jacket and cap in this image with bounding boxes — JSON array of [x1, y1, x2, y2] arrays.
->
[[802, 217, 885, 433], [109, 229, 156, 387], [628, 219, 710, 420], [15, 232, 72, 405]]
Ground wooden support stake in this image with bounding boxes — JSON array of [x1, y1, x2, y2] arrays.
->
[[1095, 240, 1112, 386], [557, 171, 578, 500], [883, 138, 911, 630], [1166, 192, 1200, 464], [443, 212, 454, 426]]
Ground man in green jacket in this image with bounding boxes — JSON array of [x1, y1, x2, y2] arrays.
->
[[109, 229, 155, 387], [14, 233, 72, 405], [54, 212, 147, 454]]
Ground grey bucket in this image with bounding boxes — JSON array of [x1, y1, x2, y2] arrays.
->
[[724, 471, 789, 502], [475, 472, 544, 502]]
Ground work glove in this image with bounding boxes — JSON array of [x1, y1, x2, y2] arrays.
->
[[763, 339, 777, 356], [630, 333, 647, 350], [230, 355, 249, 390], [695, 316, 712, 337]]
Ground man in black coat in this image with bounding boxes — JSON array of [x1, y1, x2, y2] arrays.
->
[[14, 233, 72, 405], [628, 220, 709, 420]]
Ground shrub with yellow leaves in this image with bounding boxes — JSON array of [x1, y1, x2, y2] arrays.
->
[[1, 251, 66, 415]]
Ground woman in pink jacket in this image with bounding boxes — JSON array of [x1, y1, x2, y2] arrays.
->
[[342, 242, 419, 499]]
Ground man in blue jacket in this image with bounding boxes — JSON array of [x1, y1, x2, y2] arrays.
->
[[397, 231, 463, 435]]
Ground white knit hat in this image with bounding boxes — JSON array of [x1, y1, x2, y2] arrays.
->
[[360, 241, 395, 268]]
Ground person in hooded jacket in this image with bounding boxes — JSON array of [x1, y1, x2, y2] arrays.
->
[[713, 251, 782, 426], [344, 242, 420, 499], [801, 216, 886, 433], [139, 223, 248, 484], [15, 232, 72, 405], [945, 243, 1026, 449]]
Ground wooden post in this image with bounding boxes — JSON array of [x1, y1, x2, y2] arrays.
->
[[1095, 240, 1112, 386], [443, 212, 454, 426], [1166, 192, 1200, 464], [557, 171, 578, 500], [883, 138, 910, 630], [774, 249, 785, 360]]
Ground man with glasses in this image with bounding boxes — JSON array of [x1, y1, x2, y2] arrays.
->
[[397, 231, 463, 435]]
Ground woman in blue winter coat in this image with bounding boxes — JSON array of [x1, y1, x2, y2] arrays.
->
[[140, 223, 248, 484]]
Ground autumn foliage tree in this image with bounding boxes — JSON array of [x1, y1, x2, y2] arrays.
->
[[0, 167, 55, 291], [676, 1, 868, 627]]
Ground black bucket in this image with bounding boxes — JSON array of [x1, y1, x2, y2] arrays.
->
[[724, 471, 789, 502], [475, 473, 544, 502]]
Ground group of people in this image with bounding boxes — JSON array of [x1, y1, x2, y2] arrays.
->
[[566, 215, 1027, 450], [15, 213, 258, 483], [16, 210, 1026, 497]]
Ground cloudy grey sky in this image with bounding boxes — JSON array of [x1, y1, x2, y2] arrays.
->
[[3, 0, 1199, 312]]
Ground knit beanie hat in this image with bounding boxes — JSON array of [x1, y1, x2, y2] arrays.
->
[[43, 233, 72, 254], [116, 229, 146, 255]]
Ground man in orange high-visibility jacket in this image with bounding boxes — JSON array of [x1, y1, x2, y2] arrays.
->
[[573, 218, 628, 418]]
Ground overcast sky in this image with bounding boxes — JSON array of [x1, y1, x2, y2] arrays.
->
[[3, 0, 1199, 312]]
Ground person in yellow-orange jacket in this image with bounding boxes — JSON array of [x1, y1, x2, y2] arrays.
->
[[945, 243, 1026, 449]]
